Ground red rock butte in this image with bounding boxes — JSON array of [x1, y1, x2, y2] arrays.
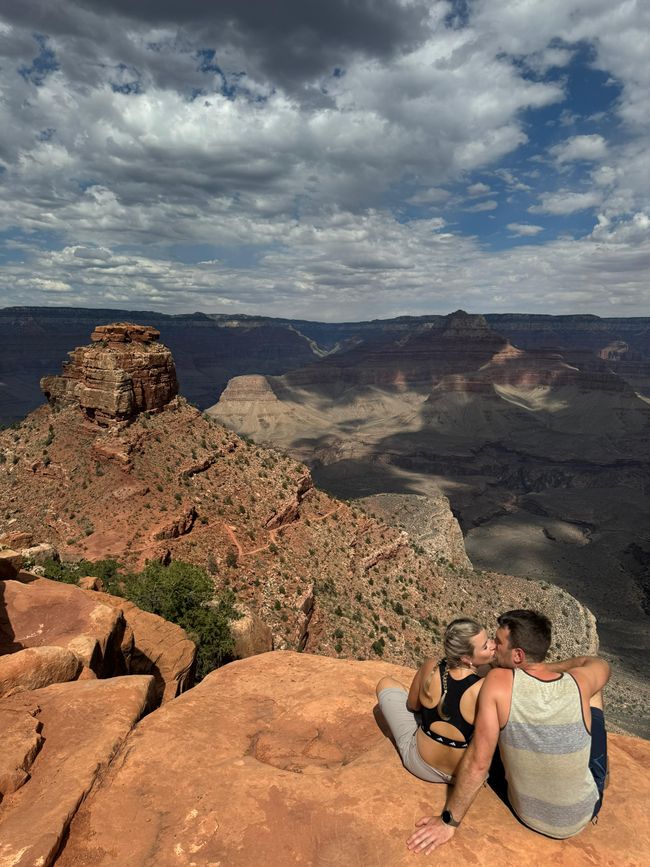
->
[[40, 323, 178, 425]]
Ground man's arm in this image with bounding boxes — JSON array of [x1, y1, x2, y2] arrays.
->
[[406, 669, 505, 855]]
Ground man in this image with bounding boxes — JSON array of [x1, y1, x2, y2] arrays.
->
[[407, 609, 610, 855]]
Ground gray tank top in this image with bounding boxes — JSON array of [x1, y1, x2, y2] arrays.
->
[[499, 669, 598, 838]]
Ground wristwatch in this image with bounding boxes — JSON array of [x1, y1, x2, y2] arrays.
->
[[441, 809, 461, 828]]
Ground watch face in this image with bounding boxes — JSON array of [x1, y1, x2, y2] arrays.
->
[[441, 810, 459, 827]]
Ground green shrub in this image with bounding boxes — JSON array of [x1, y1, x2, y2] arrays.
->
[[44, 558, 238, 681], [42, 557, 121, 591]]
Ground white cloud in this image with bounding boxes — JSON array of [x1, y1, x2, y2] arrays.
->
[[507, 223, 544, 236], [465, 199, 498, 212], [550, 134, 608, 163], [530, 190, 602, 215], [467, 182, 491, 197], [2, 208, 650, 318], [524, 46, 576, 76], [406, 187, 450, 205], [0, 1, 649, 318]]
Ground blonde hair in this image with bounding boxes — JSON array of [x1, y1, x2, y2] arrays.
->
[[423, 618, 484, 720]]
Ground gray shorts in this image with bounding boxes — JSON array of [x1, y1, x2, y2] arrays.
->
[[377, 687, 454, 784]]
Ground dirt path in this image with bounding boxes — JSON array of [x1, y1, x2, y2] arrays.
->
[[222, 504, 343, 559]]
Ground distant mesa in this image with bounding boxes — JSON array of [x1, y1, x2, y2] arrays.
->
[[40, 323, 178, 426], [439, 309, 493, 338]]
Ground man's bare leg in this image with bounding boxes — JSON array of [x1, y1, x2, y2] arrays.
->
[[590, 689, 604, 711]]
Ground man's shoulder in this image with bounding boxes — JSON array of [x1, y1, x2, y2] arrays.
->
[[485, 667, 513, 683], [482, 667, 513, 695]]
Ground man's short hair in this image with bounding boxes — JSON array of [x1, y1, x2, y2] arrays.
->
[[497, 609, 552, 662]]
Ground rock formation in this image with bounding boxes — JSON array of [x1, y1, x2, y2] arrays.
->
[[355, 493, 472, 568], [84, 590, 197, 703], [0, 560, 196, 702], [56, 652, 649, 867], [0, 675, 155, 866], [0, 572, 129, 678], [0, 557, 198, 863], [3, 306, 650, 428], [40, 322, 178, 425]]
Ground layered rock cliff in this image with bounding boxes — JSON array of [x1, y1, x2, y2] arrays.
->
[[40, 323, 178, 425]]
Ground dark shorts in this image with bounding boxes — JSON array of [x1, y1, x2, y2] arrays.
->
[[589, 707, 607, 818]]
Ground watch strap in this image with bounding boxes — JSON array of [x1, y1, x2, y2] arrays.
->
[[441, 809, 461, 828]]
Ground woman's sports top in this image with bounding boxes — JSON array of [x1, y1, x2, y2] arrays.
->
[[419, 660, 481, 749]]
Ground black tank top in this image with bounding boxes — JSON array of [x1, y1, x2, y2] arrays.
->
[[419, 660, 481, 748]]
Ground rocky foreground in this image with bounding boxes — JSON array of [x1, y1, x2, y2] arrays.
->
[[6, 651, 646, 867], [0, 550, 646, 865]]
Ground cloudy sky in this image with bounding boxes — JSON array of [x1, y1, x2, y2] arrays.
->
[[0, 0, 649, 320]]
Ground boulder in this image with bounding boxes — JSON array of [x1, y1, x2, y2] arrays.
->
[[0, 646, 82, 698], [0, 532, 33, 549], [20, 542, 59, 566], [230, 605, 273, 658], [0, 675, 155, 866], [0, 549, 23, 580], [0, 577, 127, 677], [57, 653, 649, 866], [77, 575, 104, 591], [86, 591, 196, 703], [0, 707, 43, 798]]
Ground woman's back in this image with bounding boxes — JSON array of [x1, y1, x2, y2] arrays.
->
[[414, 658, 484, 775]]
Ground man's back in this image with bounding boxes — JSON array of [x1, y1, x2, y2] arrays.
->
[[498, 668, 599, 838]]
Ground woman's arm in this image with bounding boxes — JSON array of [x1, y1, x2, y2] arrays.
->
[[546, 656, 597, 674], [407, 659, 439, 712], [407, 666, 423, 712]]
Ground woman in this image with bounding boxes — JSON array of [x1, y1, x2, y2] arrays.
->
[[375, 618, 495, 783]]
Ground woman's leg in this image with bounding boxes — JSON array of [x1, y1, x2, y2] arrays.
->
[[375, 675, 407, 699], [376, 684, 451, 784]]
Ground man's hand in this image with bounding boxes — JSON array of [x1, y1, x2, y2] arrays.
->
[[406, 815, 455, 854]]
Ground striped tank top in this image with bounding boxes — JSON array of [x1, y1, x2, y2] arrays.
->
[[499, 669, 598, 839]]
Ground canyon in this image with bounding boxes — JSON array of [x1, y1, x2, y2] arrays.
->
[[2, 306, 650, 426], [1, 323, 592, 669], [211, 311, 650, 737]]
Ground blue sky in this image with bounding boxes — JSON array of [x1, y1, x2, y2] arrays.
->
[[0, 0, 649, 320]]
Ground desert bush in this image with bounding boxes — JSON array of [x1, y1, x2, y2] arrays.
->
[[43, 558, 238, 680], [42, 557, 121, 589]]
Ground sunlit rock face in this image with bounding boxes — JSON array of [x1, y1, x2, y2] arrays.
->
[[41, 323, 178, 425], [56, 652, 649, 867]]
